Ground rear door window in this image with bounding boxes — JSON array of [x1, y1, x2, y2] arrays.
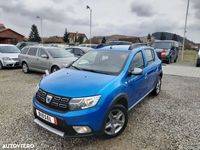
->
[[27, 48, 37, 56], [21, 47, 29, 54], [38, 48, 48, 57], [144, 49, 155, 65]]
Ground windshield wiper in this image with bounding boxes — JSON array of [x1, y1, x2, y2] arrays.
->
[[71, 65, 81, 70], [81, 68, 111, 75]]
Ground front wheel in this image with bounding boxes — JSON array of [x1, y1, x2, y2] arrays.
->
[[0, 61, 3, 70], [103, 105, 128, 138], [152, 76, 162, 96], [51, 66, 60, 73], [22, 62, 29, 73]]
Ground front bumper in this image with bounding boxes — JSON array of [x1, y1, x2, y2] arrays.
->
[[33, 97, 106, 137], [2, 60, 20, 68]]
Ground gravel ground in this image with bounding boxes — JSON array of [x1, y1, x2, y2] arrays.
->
[[0, 69, 200, 150]]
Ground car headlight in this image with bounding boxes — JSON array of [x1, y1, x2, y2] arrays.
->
[[69, 95, 101, 110], [2, 57, 12, 61]]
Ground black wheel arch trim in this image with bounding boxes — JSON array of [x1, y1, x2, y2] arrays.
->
[[98, 93, 128, 136]]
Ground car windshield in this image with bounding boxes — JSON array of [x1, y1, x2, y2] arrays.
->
[[72, 50, 130, 75], [152, 42, 172, 49], [0, 46, 20, 53], [46, 48, 74, 58]]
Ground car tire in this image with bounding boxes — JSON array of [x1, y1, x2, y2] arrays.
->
[[0, 61, 3, 70], [102, 105, 128, 138], [152, 76, 162, 96], [22, 62, 29, 73], [51, 66, 60, 73], [174, 56, 178, 63]]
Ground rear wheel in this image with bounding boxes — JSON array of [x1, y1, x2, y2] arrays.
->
[[0, 61, 3, 70], [152, 76, 162, 96], [22, 62, 29, 73], [167, 57, 172, 64], [51, 66, 60, 73], [174, 56, 178, 63], [103, 105, 128, 138]]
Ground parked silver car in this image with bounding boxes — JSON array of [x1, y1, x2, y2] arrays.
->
[[0, 44, 21, 69], [18, 46, 78, 73]]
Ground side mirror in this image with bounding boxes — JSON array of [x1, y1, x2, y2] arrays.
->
[[41, 54, 48, 59], [129, 68, 143, 76]]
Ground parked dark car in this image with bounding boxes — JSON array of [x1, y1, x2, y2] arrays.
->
[[16, 42, 38, 50], [79, 44, 98, 49], [152, 40, 179, 64], [96, 41, 132, 49], [65, 46, 93, 57], [196, 49, 200, 67]]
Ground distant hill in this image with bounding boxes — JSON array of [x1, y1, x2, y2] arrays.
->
[[152, 32, 194, 45]]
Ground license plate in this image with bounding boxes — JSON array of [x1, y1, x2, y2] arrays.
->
[[36, 109, 57, 125]]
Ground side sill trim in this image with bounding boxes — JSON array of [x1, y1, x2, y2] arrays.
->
[[128, 88, 154, 111]]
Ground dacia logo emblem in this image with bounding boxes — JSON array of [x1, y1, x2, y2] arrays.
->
[[46, 95, 53, 104]]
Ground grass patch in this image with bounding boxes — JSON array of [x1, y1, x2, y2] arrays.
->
[[177, 50, 198, 64]]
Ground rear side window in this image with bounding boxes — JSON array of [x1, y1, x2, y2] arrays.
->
[[144, 49, 155, 64], [27, 48, 37, 56], [74, 49, 84, 56], [130, 51, 144, 70], [21, 47, 29, 54], [38, 48, 48, 57]]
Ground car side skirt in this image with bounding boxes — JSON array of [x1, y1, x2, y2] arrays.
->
[[128, 88, 154, 111]]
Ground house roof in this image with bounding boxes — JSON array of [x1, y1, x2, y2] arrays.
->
[[0, 28, 24, 37]]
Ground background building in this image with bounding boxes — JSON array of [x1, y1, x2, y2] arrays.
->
[[0, 24, 25, 44]]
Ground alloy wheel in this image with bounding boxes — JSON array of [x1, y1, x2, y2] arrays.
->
[[22, 63, 28, 73], [156, 78, 161, 94], [104, 109, 125, 135]]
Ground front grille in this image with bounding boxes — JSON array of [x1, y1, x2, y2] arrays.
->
[[36, 89, 70, 111], [12, 58, 19, 61]]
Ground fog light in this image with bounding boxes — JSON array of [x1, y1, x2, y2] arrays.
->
[[72, 126, 91, 134]]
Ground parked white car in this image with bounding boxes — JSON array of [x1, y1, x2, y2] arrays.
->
[[0, 44, 21, 69]]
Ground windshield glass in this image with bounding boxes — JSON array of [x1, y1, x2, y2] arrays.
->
[[46, 48, 74, 58], [72, 50, 130, 75], [152, 42, 172, 49], [0, 46, 20, 53]]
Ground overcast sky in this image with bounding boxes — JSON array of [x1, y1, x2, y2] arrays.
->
[[0, 0, 199, 43]]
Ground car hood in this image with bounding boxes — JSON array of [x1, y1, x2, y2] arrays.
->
[[54, 57, 78, 66], [0, 53, 20, 58], [40, 68, 116, 97]]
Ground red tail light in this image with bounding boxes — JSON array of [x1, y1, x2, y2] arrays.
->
[[161, 49, 166, 58]]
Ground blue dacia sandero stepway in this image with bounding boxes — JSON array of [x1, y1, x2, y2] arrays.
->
[[33, 44, 163, 138]]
